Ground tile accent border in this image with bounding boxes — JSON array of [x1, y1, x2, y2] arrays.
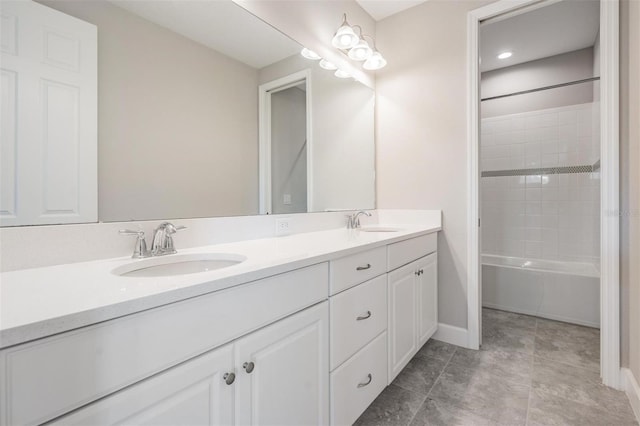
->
[[481, 162, 600, 178], [622, 367, 640, 423], [432, 323, 469, 348]]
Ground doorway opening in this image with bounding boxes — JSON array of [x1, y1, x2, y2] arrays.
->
[[259, 70, 312, 215], [468, 0, 620, 388]]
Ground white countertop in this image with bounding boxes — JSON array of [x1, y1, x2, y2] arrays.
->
[[0, 222, 440, 349]]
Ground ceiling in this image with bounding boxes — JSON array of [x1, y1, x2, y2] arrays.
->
[[356, 0, 427, 21], [480, 0, 600, 72], [110, 0, 301, 69]]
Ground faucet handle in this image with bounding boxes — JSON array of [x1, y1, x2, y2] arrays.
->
[[119, 229, 149, 258]]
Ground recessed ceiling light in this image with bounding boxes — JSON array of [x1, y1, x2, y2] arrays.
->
[[497, 51, 513, 60]]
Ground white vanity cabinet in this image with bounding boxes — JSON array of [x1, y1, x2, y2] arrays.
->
[[0, 264, 328, 426], [234, 302, 329, 425], [51, 302, 329, 426], [387, 234, 438, 382], [49, 344, 236, 425]]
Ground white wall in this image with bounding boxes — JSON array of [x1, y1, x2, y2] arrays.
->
[[481, 48, 595, 118], [271, 87, 308, 214], [38, 0, 260, 221], [620, 0, 640, 384], [376, 0, 493, 329]]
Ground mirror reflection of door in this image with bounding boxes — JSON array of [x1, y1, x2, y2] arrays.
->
[[270, 82, 307, 214]]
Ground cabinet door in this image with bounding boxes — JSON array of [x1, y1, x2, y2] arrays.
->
[[50, 344, 235, 426], [387, 262, 418, 382], [235, 302, 329, 425], [417, 253, 438, 347]]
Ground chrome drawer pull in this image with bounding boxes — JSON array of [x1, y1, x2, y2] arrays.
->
[[356, 264, 371, 271], [357, 374, 373, 388], [223, 372, 235, 385], [356, 311, 372, 321]]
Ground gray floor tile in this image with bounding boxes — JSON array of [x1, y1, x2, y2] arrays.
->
[[532, 356, 638, 422], [527, 387, 639, 426], [409, 398, 493, 426], [392, 355, 448, 396], [354, 384, 426, 426], [481, 323, 536, 354], [534, 330, 600, 372], [428, 363, 530, 425], [415, 339, 458, 363], [450, 346, 533, 385], [358, 309, 639, 426]]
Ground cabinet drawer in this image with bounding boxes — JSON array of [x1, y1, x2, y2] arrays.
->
[[0, 263, 328, 426], [330, 332, 387, 426], [387, 233, 437, 271], [330, 246, 386, 295], [330, 275, 387, 370]]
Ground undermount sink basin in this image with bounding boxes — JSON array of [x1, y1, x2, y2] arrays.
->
[[112, 253, 247, 278], [358, 226, 403, 233]]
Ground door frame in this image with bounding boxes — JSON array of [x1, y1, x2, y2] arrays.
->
[[466, 0, 621, 388], [258, 69, 313, 214]]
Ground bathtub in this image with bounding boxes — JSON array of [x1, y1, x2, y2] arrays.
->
[[482, 254, 600, 328]]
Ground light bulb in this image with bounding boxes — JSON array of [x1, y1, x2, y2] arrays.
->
[[300, 48, 321, 60], [348, 39, 372, 61], [334, 69, 350, 78], [497, 51, 512, 59], [332, 25, 359, 49], [319, 59, 338, 70], [363, 51, 387, 70]]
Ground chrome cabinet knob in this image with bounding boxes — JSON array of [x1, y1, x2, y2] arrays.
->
[[223, 372, 235, 385], [243, 361, 255, 373]]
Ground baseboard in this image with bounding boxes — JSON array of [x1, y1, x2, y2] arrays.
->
[[621, 368, 640, 423], [432, 323, 469, 348], [482, 303, 600, 329]]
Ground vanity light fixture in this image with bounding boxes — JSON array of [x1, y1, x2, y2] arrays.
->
[[334, 69, 351, 78], [301, 48, 321, 60], [363, 51, 387, 70], [332, 14, 386, 70], [332, 14, 359, 49], [497, 51, 513, 59], [319, 59, 338, 70]]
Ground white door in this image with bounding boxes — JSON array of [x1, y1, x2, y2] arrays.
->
[[50, 344, 236, 425], [387, 262, 418, 382], [234, 302, 329, 426], [417, 253, 438, 347], [0, 0, 97, 226]]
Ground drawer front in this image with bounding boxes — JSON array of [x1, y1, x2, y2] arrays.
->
[[0, 263, 328, 426], [330, 332, 387, 426], [330, 275, 387, 370], [387, 233, 437, 271], [330, 246, 386, 295]]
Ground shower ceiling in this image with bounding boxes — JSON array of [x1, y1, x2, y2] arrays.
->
[[480, 0, 600, 72]]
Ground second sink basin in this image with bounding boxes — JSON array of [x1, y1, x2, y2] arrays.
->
[[112, 253, 247, 278], [359, 226, 403, 233]]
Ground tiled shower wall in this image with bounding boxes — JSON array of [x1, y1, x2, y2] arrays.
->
[[481, 103, 600, 264]]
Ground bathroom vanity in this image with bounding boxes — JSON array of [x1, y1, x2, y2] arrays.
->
[[0, 214, 440, 426]]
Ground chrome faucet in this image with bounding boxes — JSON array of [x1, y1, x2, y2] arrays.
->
[[151, 222, 186, 256], [347, 210, 372, 229]]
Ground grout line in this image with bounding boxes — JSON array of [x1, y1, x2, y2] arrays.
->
[[524, 317, 538, 426], [405, 345, 459, 426]]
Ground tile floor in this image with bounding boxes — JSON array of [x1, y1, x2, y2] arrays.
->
[[355, 308, 638, 426]]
